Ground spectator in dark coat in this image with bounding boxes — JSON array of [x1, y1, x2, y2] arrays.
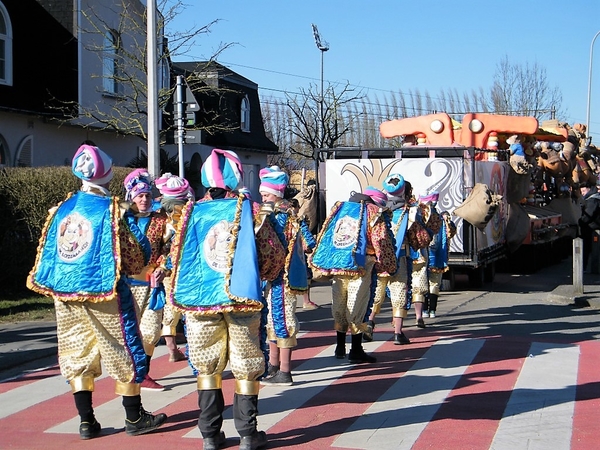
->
[[579, 182, 600, 271]]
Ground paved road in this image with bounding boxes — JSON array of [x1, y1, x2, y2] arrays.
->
[[1, 255, 600, 449]]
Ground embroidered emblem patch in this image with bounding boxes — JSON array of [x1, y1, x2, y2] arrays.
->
[[333, 215, 358, 249], [204, 220, 234, 272], [57, 212, 93, 262]]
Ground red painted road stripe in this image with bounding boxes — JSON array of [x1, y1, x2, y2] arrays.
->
[[413, 336, 531, 450], [571, 339, 600, 450], [265, 335, 434, 449]]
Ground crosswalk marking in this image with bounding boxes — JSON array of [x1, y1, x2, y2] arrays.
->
[[333, 337, 485, 450], [0, 331, 592, 450], [490, 342, 579, 450], [185, 338, 389, 439]]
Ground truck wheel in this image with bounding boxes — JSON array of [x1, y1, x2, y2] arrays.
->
[[484, 262, 496, 283], [468, 266, 485, 288], [442, 269, 456, 291]]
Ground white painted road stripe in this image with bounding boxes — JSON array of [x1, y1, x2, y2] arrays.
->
[[334, 337, 485, 450], [185, 337, 388, 439], [490, 342, 579, 450]]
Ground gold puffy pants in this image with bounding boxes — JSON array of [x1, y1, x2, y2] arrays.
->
[[54, 299, 140, 393], [130, 284, 163, 355], [185, 311, 265, 383], [372, 257, 409, 318], [265, 284, 299, 348], [411, 258, 429, 304], [428, 270, 443, 296], [331, 256, 376, 335], [161, 276, 182, 337]]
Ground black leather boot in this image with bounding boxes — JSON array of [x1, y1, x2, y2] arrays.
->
[[335, 331, 346, 359], [234, 394, 267, 450], [198, 389, 225, 443], [428, 294, 439, 318], [348, 333, 376, 363]]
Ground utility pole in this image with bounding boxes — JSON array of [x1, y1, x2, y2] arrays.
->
[[146, 0, 160, 177]]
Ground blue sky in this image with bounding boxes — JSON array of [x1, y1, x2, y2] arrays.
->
[[167, 0, 600, 142]]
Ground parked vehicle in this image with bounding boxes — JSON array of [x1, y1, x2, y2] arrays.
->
[[315, 113, 583, 288]]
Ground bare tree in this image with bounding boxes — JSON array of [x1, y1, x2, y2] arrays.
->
[[283, 82, 365, 161], [48, 0, 235, 142], [487, 55, 563, 120]]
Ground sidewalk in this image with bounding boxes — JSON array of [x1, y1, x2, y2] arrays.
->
[[1, 258, 599, 381]]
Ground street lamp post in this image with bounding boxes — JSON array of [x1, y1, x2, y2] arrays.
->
[[311, 24, 329, 148], [586, 30, 600, 140], [311, 24, 329, 234]]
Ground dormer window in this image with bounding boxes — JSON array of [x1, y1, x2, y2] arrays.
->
[[0, 1, 13, 86], [240, 96, 250, 132]]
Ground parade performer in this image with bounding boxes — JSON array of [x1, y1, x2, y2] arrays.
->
[[310, 186, 396, 363], [154, 173, 193, 363], [169, 149, 285, 450], [363, 174, 413, 345], [258, 166, 316, 387], [27, 144, 167, 439], [123, 168, 170, 391], [407, 187, 440, 328], [421, 192, 456, 318]]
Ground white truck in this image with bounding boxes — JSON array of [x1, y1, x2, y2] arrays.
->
[[316, 113, 579, 288]]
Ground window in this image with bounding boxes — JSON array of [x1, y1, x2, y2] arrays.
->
[[102, 29, 120, 95], [0, 133, 8, 166], [0, 1, 13, 86], [240, 96, 250, 132], [15, 135, 33, 167]]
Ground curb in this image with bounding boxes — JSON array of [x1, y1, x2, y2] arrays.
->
[[547, 284, 600, 308]]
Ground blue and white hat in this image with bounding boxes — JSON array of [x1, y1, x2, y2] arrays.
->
[[259, 166, 289, 198], [382, 173, 405, 198], [201, 149, 244, 190]]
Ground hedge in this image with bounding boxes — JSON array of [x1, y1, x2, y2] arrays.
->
[[0, 166, 132, 295]]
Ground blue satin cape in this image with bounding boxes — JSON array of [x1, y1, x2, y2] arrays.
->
[[27, 191, 119, 301], [310, 201, 367, 275], [170, 196, 262, 312]]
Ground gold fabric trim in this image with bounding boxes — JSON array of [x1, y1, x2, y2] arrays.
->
[[115, 381, 141, 396], [197, 374, 222, 390], [430, 286, 441, 295], [143, 342, 155, 356], [69, 376, 95, 393], [235, 380, 259, 395], [413, 293, 426, 303], [161, 325, 178, 337], [393, 306, 408, 318], [276, 336, 297, 349]]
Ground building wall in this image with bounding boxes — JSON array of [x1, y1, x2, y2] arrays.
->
[[0, 111, 146, 167]]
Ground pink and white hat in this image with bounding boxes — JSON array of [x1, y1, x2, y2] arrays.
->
[[363, 186, 388, 207], [419, 191, 440, 205], [71, 144, 113, 185], [259, 166, 289, 198], [123, 168, 152, 201], [156, 173, 193, 200], [201, 149, 243, 190]]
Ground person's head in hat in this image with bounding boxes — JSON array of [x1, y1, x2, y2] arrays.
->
[[124, 168, 153, 213], [201, 149, 244, 198], [71, 144, 113, 188], [382, 173, 406, 209], [259, 165, 289, 203], [579, 181, 597, 199], [419, 190, 440, 207], [156, 173, 193, 201], [363, 186, 388, 207]]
